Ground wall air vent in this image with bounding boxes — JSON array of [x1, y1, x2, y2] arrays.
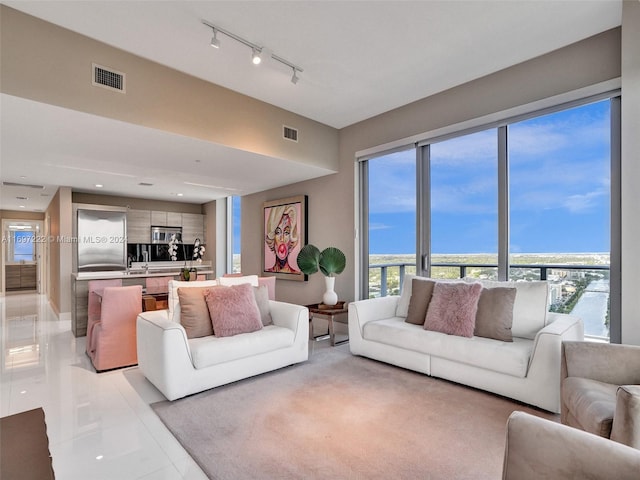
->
[[283, 125, 298, 143], [92, 63, 126, 93]]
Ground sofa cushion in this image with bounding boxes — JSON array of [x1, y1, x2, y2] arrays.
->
[[562, 376, 617, 437], [205, 283, 263, 337], [189, 325, 294, 369], [363, 318, 532, 378], [474, 287, 516, 342], [168, 279, 219, 322], [218, 274, 260, 287], [405, 278, 436, 325], [424, 282, 483, 338], [254, 285, 273, 326], [396, 274, 417, 317], [177, 287, 213, 338], [472, 279, 548, 339]]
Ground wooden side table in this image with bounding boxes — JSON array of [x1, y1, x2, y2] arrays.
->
[[306, 302, 349, 346]]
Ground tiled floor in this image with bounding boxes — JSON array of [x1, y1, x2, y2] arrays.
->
[[0, 293, 208, 479]]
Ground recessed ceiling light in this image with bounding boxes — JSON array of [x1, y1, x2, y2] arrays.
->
[[19, 205, 25, 208], [177, 193, 184, 197], [95, 184, 103, 188]]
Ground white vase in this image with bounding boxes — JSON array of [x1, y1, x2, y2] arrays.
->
[[323, 276, 338, 306]]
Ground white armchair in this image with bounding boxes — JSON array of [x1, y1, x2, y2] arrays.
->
[[137, 300, 309, 400]]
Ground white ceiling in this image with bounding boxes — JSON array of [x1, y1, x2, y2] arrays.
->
[[0, 1, 622, 212]]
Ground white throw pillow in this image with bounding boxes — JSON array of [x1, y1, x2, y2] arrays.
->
[[218, 275, 259, 288], [168, 279, 218, 322]]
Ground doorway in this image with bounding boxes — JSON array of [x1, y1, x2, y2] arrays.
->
[[1, 219, 45, 295]]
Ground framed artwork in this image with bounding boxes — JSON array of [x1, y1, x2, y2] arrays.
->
[[262, 195, 308, 281]]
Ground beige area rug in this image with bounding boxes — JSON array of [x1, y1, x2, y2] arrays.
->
[[151, 345, 555, 479]]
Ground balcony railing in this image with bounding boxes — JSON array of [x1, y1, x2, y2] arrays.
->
[[368, 261, 611, 339], [368, 261, 610, 297]]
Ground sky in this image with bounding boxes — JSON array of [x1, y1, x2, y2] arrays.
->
[[12, 231, 34, 261], [233, 195, 242, 255], [368, 99, 611, 255]]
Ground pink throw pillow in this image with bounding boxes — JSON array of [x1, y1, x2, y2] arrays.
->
[[424, 282, 483, 338], [204, 283, 263, 337]]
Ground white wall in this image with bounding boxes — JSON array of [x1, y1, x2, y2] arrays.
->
[[620, 0, 640, 345]]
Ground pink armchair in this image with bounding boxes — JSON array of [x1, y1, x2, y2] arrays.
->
[[87, 285, 143, 372], [86, 279, 122, 354]]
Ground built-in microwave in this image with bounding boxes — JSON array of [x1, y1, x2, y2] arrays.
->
[[150, 226, 182, 244]]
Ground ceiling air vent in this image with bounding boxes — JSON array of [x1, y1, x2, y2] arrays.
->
[[3, 181, 44, 189], [92, 63, 126, 93], [283, 125, 298, 143], [138, 182, 154, 186]]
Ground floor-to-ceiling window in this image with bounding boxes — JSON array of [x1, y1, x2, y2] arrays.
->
[[361, 95, 620, 341], [429, 129, 499, 280], [365, 149, 416, 298], [231, 196, 242, 273], [509, 100, 612, 339]]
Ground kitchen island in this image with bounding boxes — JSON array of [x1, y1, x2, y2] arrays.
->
[[71, 262, 213, 337]]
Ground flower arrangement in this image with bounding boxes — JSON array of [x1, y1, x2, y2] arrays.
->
[[168, 234, 205, 281], [168, 233, 181, 261], [192, 238, 205, 263]]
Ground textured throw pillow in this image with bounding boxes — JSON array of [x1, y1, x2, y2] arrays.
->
[[253, 285, 273, 326], [204, 283, 263, 337], [177, 287, 213, 338], [424, 282, 483, 337], [405, 278, 436, 325], [474, 287, 516, 342]]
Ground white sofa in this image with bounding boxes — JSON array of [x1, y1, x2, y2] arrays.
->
[[137, 278, 309, 401], [349, 276, 584, 413]]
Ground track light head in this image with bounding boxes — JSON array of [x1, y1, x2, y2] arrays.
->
[[210, 29, 220, 48], [202, 20, 302, 83], [252, 48, 262, 65]]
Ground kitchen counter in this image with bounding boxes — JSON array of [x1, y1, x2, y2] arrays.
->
[[70, 262, 213, 337], [72, 268, 214, 280]]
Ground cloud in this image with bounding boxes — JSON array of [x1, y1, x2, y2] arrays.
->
[[369, 222, 393, 231], [563, 188, 608, 214], [430, 129, 496, 166], [367, 100, 611, 219]]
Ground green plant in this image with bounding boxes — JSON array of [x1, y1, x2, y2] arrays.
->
[[297, 244, 346, 277]]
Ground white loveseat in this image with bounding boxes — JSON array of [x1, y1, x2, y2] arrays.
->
[[137, 277, 309, 401], [349, 276, 584, 413]]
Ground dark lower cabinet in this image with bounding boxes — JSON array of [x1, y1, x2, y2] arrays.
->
[[6, 264, 37, 291]]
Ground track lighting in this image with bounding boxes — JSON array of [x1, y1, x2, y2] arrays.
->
[[251, 48, 262, 65], [210, 28, 220, 49], [202, 20, 303, 84]]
